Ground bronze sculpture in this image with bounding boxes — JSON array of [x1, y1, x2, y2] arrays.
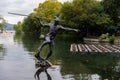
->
[[35, 16, 79, 65]]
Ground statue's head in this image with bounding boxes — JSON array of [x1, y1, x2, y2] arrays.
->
[[54, 16, 60, 25]]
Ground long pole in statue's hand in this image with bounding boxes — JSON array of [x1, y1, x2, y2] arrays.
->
[[8, 12, 43, 36], [8, 12, 28, 16], [8, 12, 51, 35], [8, 12, 52, 20]]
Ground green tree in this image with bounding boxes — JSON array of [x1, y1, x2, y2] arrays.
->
[[22, 14, 41, 35], [60, 0, 111, 36], [14, 21, 22, 34], [22, 0, 62, 35], [102, 0, 120, 35], [33, 0, 62, 22], [0, 16, 6, 32], [87, 1, 111, 27], [102, 0, 120, 24]]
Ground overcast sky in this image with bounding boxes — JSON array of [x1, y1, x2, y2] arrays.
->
[[0, 0, 71, 24]]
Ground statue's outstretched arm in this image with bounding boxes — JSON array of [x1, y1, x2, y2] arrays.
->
[[60, 26, 79, 32], [34, 16, 49, 28]]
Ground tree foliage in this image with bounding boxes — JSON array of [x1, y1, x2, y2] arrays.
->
[[14, 21, 22, 34], [22, 14, 41, 35], [60, 0, 111, 36], [102, 0, 120, 24], [14, 0, 120, 37], [22, 0, 62, 35], [33, 0, 62, 22], [0, 16, 6, 32]]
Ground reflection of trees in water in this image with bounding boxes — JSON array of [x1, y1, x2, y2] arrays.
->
[[14, 33, 23, 44], [0, 44, 6, 60], [22, 34, 40, 53], [14, 34, 41, 55], [59, 53, 120, 80], [54, 38, 120, 80], [13, 34, 120, 80]]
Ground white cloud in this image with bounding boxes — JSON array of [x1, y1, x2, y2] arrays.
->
[[4, 16, 24, 24], [0, 0, 71, 24]]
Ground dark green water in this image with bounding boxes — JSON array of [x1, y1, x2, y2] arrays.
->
[[0, 32, 120, 80]]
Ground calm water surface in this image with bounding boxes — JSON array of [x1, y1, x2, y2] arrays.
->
[[0, 32, 120, 80]]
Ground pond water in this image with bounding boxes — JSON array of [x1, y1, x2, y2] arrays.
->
[[0, 31, 120, 80]]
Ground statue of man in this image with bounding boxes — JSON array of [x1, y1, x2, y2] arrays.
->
[[35, 16, 79, 61]]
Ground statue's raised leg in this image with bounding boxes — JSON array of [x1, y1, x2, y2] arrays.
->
[[35, 41, 50, 60], [35, 36, 53, 67], [45, 42, 54, 60]]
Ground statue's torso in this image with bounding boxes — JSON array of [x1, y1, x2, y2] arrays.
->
[[46, 24, 61, 40]]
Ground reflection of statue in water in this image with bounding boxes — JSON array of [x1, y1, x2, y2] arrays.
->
[[35, 16, 79, 65], [34, 65, 51, 80]]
